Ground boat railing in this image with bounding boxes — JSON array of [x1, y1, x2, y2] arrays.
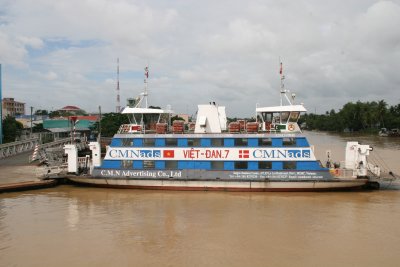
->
[[78, 156, 91, 168], [116, 121, 302, 135], [118, 124, 142, 134]]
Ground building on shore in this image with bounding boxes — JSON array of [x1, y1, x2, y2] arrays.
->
[[2, 98, 25, 118], [43, 115, 99, 139], [56, 105, 87, 116], [15, 114, 49, 129]]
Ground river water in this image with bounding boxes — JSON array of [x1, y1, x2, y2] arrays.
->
[[1, 132, 400, 267]]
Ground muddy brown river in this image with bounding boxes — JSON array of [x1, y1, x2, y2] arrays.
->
[[1, 131, 400, 267]]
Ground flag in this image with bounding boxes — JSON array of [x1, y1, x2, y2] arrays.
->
[[279, 62, 283, 75], [163, 150, 175, 158], [145, 66, 149, 78], [239, 150, 249, 159]]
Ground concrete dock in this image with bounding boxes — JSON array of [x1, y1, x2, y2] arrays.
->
[[0, 151, 58, 193]]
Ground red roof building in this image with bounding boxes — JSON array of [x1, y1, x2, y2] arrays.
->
[[56, 105, 86, 116], [59, 106, 82, 111], [74, 115, 99, 121]]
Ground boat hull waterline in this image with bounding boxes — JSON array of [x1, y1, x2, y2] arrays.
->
[[68, 177, 369, 192]]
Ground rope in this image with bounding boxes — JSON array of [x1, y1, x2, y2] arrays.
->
[[365, 148, 399, 189], [368, 151, 391, 174], [373, 148, 392, 171]]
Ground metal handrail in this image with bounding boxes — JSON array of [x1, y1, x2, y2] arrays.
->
[[0, 138, 38, 149]]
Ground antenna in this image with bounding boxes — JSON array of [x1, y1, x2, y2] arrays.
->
[[131, 65, 150, 109], [144, 65, 149, 108], [279, 57, 285, 106], [279, 58, 293, 106], [116, 58, 121, 113]]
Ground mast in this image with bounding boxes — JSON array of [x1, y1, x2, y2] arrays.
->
[[279, 59, 293, 106], [116, 58, 121, 112], [279, 59, 285, 106], [144, 65, 149, 108], [130, 65, 150, 110]]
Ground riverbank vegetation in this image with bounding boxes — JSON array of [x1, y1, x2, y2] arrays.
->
[[300, 100, 400, 132]]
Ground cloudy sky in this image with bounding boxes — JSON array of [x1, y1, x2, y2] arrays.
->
[[0, 0, 399, 117]]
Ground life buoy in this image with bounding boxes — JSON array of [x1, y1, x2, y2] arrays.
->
[[123, 125, 129, 132], [288, 124, 295, 131], [330, 168, 340, 176]]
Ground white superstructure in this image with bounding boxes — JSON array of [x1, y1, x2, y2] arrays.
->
[[195, 103, 227, 134]]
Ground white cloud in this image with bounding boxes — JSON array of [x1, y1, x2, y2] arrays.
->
[[0, 0, 399, 115], [356, 1, 400, 47], [0, 31, 28, 67], [43, 71, 58, 80], [204, 19, 277, 55], [17, 36, 44, 49]]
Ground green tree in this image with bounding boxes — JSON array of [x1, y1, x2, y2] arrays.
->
[[34, 110, 49, 115], [49, 110, 60, 118], [387, 104, 400, 129], [171, 115, 185, 123], [302, 99, 395, 133], [95, 113, 130, 137], [376, 100, 387, 128], [32, 123, 45, 133], [2, 116, 23, 143]]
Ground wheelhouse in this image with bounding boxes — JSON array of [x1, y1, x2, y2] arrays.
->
[[256, 104, 306, 133]]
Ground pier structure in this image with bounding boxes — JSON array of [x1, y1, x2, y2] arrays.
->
[[0, 137, 88, 193], [0, 137, 76, 160], [0, 150, 61, 193], [0, 138, 39, 159]]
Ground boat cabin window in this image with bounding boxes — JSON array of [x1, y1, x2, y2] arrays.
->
[[283, 161, 296, 169], [234, 138, 248, 146], [166, 138, 178, 147], [259, 138, 272, 146], [143, 138, 155, 147], [289, 112, 300, 122], [121, 138, 133, 147], [121, 160, 133, 169], [260, 112, 273, 123], [211, 161, 224, 170], [280, 112, 290, 124], [258, 161, 272, 169], [211, 138, 223, 146], [283, 137, 296, 147], [144, 160, 155, 169], [131, 113, 162, 131], [188, 138, 201, 147], [234, 161, 248, 169], [165, 160, 178, 169], [131, 114, 141, 125]]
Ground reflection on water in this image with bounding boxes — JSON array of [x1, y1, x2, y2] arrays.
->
[[0, 132, 400, 267], [67, 198, 80, 230]]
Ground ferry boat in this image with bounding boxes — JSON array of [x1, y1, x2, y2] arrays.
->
[[62, 67, 382, 191]]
